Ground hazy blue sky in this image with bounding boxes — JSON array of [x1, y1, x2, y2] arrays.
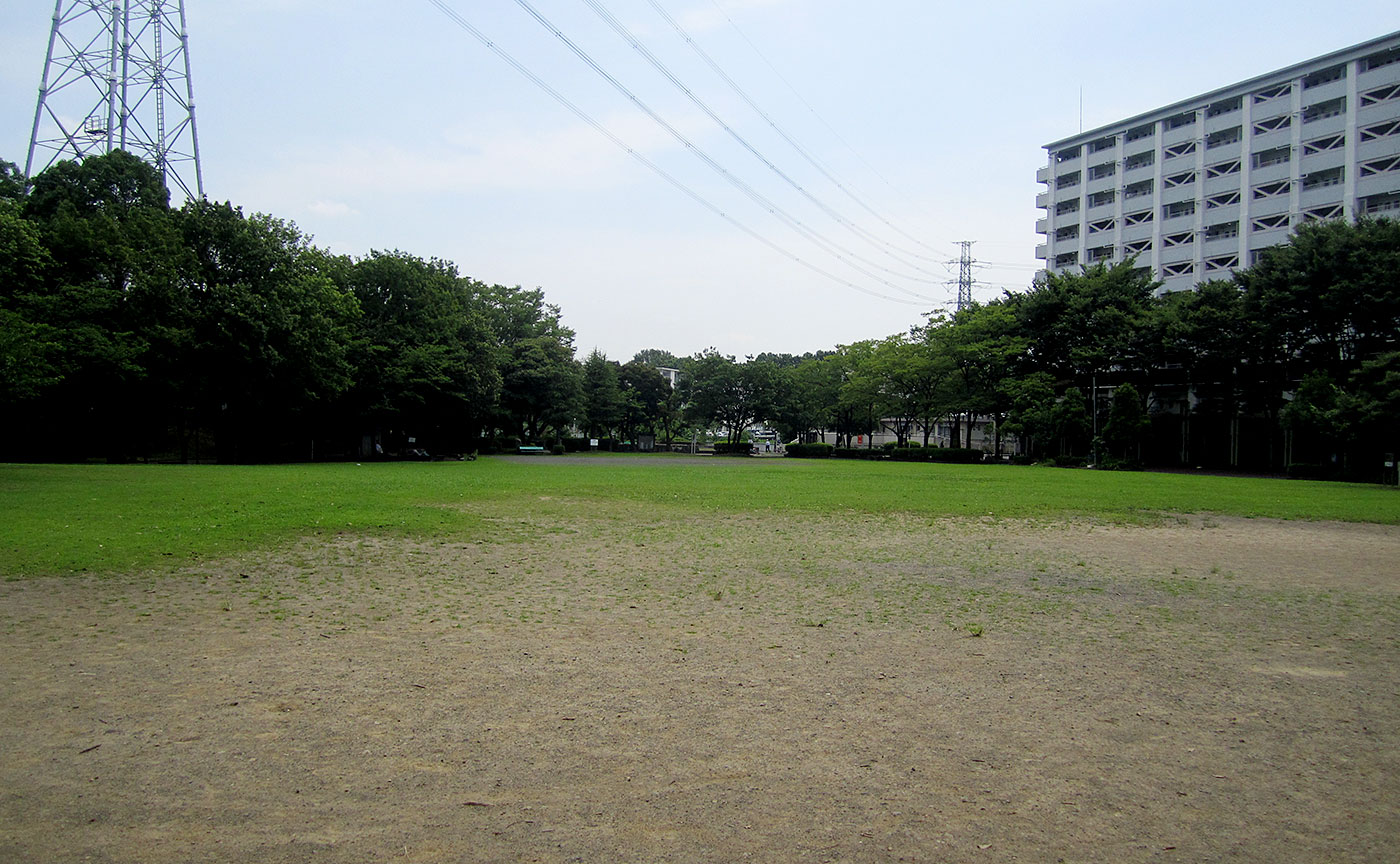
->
[[2, 2, 1395, 361]]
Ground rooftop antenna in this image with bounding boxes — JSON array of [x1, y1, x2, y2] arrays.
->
[[26, 0, 204, 200]]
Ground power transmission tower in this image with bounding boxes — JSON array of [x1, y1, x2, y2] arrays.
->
[[26, 0, 204, 200], [949, 240, 977, 312]]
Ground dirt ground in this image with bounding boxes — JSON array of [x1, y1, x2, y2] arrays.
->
[[2, 504, 1397, 863]]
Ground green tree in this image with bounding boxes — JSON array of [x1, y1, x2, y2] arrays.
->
[[338, 249, 497, 454], [180, 202, 362, 459], [618, 360, 670, 444], [1018, 261, 1158, 389], [581, 349, 623, 440], [685, 350, 783, 446], [1101, 382, 1150, 463]]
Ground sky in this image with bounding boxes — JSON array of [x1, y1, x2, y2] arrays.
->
[[1, 1, 1396, 362]]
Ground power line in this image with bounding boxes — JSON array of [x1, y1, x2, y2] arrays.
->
[[422, 0, 925, 308], [579, 0, 944, 285], [505, 0, 938, 303], [642, 0, 949, 269], [703, 0, 961, 262]]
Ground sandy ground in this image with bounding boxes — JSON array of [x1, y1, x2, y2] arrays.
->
[[1, 506, 1397, 863]]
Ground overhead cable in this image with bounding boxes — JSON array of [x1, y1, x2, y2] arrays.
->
[[422, 0, 927, 307]]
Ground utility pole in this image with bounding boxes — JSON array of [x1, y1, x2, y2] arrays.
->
[[27, 0, 203, 200], [949, 240, 977, 312]]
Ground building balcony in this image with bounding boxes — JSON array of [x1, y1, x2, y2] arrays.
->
[[1299, 184, 1344, 209], [1035, 190, 1050, 208], [1035, 243, 1048, 260], [1036, 217, 1049, 234], [1036, 165, 1052, 183]]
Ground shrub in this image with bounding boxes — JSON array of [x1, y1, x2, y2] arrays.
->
[[833, 447, 886, 460], [562, 437, 589, 452], [550, 444, 566, 455], [713, 441, 753, 455], [785, 442, 833, 459]]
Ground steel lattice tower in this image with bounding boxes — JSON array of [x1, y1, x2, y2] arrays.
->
[[952, 240, 976, 312], [26, 0, 203, 200]]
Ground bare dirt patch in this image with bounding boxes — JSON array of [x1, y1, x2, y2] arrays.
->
[[2, 509, 1397, 863]]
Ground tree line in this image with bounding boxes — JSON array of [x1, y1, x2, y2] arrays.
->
[[2, 151, 1397, 479]]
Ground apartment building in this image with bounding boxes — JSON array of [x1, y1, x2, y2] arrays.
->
[[1036, 31, 1400, 291]]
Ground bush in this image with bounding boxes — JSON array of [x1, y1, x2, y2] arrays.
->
[[785, 442, 833, 459], [562, 437, 590, 452], [889, 446, 985, 464], [551, 444, 566, 455], [833, 447, 886, 460], [713, 441, 753, 455], [882, 441, 898, 452]]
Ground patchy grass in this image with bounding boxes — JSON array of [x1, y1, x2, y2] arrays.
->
[[1, 456, 1397, 578]]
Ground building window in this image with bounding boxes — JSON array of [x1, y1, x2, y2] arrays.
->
[[1164, 170, 1196, 188], [1163, 111, 1197, 131], [1162, 261, 1195, 277], [1206, 96, 1242, 117], [1205, 159, 1241, 178], [1251, 115, 1290, 135], [1124, 150, 1155, 171], [1124, 179, 1154, 199], [1055, 146, 1082, 163], [1055, 224, 1080, 241], [1088, 218, 1115, 233], [1125, 122, 1155, 142], [1088, 161, 1117, 180], [1359, 120, 1400, 142], [1360, 83, 1400, 106], [1302, 204, 1343, 221], [1302, 64, 1346, 88], [1162, 231, 1193, 248], [1301, 166, 1344, 189], [1206, 191, 1240, 209], [1163, 200, 1197, 220], [1204, 254, 1240, 271], [1055, 251, 1080, 268], [1360, 155, 1400, 177], [1057, 171, 1081, 189], [1124, 239, 1152, 255], [1252, 146, 1292, 169], [1088, 135, 1117, 153], [1088, 189, 1116, 208], [1087, 245, 1115, 263], [1302, 134, 1345, 154], [1359, 191, 1400, 215], [1124, 209, 1153, 226], [1252, 180, 1291, 199], [1251, 213, 1291, 231], [1253, 83, 1291, 103], [1302, 97, 1346, 123], [1204, 221, 1239, 240], [1361, 46, 1400, 72], [1206, 126, 1243, 149], [1056, 198, 1081, 215]]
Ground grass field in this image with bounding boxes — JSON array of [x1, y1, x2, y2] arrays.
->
[[2, 455, 1397, 578], [2, 455, 1397, 862]]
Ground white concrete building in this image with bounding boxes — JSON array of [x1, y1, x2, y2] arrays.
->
[[1036, 32, 1400, 292]]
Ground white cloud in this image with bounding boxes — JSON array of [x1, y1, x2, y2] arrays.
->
[[306, 200, 359, 218]]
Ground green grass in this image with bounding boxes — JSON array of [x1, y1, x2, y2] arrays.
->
[[1, 456, 1396, 578]]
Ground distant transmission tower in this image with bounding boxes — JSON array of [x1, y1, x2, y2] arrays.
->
[[950, 240, 978, 312], [26, 0, 203, 200]]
